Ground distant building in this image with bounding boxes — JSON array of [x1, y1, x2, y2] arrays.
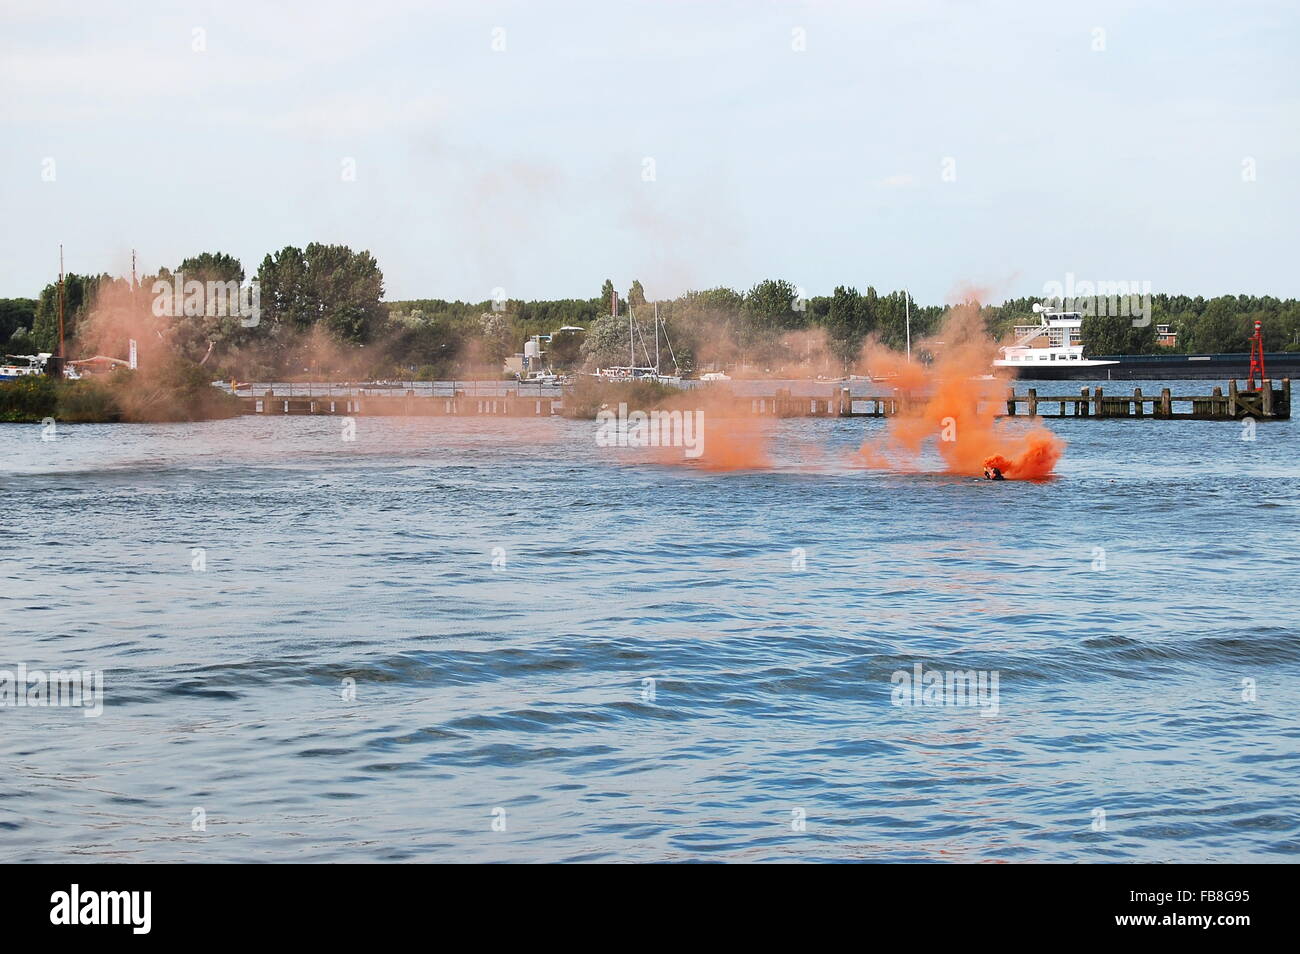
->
[[1156, 323, 1178, 347]]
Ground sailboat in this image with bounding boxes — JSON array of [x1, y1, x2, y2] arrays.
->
[[592, 295, 682, 385]]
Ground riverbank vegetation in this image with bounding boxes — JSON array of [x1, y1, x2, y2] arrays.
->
[[0, 361, 241, 424], [4, 244, 1299, 386], [559, 376, 682, 420]]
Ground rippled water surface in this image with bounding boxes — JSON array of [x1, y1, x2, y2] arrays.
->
[[2, 385, 1297, 862]]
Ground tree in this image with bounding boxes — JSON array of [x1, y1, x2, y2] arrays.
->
[[31, 274, 101, 352], [164, 252, 249, 365], [825, 286, 864, 367], [1080, 312, 1156, 355], [256, 246, 314, 335], [177, 252, 244, 284], [599, 279, 616, 314], [254, 243, 386, 358], [477, 312, 512, 369], [627, 280, 647, 310], [743, 279, 803, 339], [548, 327, 585, 370], [0, 299, 36, 347], [579, 312, 634, 370], [1188, 297, 1240, 353]]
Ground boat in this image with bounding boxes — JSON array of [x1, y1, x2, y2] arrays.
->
[[592, 298, 682, 386], [518, 370, 567, 386], [993, 306, 1118, 378], [1, 352, 80, 381], [698, 371, 731, 382]]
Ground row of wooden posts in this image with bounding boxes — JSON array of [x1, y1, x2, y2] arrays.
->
[[238, 380, 1291, 421], [747, 383, 1291, 420], [1003, 380, 1290, 420], [241, 391, 558, 417]]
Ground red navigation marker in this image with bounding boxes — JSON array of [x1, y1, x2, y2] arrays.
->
[[1246, 319, 1267, 391]]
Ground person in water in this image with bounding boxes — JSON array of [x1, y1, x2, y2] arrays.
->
[[983, 465, 1005, 481]]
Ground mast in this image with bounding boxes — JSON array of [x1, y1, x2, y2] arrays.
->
[[904, 289, 911, 362], [57, 244, 65, 360], [654, 302, 660, 374]]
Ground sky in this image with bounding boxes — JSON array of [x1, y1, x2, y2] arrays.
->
[[1, 0, 1297, 305]]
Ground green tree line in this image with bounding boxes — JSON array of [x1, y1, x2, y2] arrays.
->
[[6, 255, 1299, 379]]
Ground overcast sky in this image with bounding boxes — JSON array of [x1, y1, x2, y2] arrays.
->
[[2, 0, 1296, 304]]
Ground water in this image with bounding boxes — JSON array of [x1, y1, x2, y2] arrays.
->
[[2, 381, 1297, 862]]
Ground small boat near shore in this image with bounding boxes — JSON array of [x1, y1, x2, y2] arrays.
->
[[1, 352, 81, 381]]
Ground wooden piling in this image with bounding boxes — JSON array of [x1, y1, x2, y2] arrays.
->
[[1133, 387, 1143, 418], [1262, 380, 1273, 416], [1027, 388, 1038, 417], [1079, 386, 1089, 417], [1159, 388, 1171, 418], [1093, 387, 1104, 418]]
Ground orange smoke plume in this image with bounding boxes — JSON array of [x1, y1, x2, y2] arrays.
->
[[857, 296, 1065, 480]]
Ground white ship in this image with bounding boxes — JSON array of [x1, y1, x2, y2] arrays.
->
[[993, 306, 1118, 377]]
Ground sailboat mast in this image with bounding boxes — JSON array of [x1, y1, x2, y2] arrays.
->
[[904, 289, 911, 362], [57, 244, 65, 360], [654, 302, 660, 374]]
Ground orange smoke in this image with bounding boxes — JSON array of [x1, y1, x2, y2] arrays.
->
[[692, 410, 771, 471], [630, 390, 772, 471], [857, 296, 1065, 480]]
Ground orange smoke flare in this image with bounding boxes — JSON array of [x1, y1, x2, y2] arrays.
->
[[857, 295, 1066, 480]]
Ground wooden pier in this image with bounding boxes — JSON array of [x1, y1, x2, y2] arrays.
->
[[236, 379, 1290, 422], [723, 381, 1291, 421], [1001, 379, 1290, 420], [239, 389, 557, 417]]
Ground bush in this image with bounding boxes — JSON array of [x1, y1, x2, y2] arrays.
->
[[0, 361, 242, 424], [0, 375, 59, 422], [561, 377, 681, 419]]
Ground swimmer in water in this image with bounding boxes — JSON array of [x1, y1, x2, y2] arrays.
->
[[983, 465, 1005, 481]]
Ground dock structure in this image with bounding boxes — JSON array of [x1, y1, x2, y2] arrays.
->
[[235, 379, 1290, 422], [721, 382, 1290, 421], [239, 389, 557, 418], [1001, 379, 1290, 420]]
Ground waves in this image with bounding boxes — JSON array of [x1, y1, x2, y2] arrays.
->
[[0, 415, 1297, 861]]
